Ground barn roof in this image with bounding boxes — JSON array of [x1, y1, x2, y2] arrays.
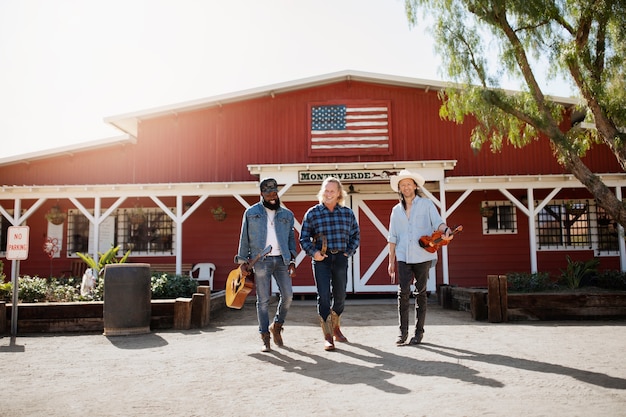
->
[[104, 69, 580, 138], [0, 69, 580, 167]]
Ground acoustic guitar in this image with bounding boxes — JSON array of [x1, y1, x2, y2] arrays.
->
[[419, 225, 463, 253], [225, 245, 272, 309]]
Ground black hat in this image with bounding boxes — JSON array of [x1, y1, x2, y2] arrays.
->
[[260, 178, 278, 193]]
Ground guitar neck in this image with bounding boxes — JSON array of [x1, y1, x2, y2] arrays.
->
[[248, 246, 272, 268]]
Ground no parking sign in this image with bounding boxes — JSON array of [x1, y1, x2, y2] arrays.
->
[[6, 226, 30, 260]]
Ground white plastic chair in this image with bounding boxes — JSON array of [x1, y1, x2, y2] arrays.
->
[[190, 263, 216, 290]]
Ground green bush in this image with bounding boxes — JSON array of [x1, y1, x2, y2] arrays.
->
[[507, 271, 558, 292], [3, 273, 197, 303], [151, 273, 198, 299], [0, 281, 12, 302], [46, 278, 82, 302], [18, 276, 49, 303], [593, 270, 626, 291]]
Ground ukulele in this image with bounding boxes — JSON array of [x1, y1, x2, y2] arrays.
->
[[419, 225, 463, 253], [225, 245, 272, 309]]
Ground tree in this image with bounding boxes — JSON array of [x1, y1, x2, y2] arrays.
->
[[405, 0, 626, 228]]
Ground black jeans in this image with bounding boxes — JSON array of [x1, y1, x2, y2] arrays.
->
[[313, 253, 348, 320], [397, 260, 431, 336]]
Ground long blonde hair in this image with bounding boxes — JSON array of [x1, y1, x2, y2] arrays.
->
[[317, 177, 348, 206]]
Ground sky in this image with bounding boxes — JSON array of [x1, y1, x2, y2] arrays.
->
[[0, 0, 575, 159]]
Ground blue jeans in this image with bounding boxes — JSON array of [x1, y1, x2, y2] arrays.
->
[[313, 253, 348, 320], [254, 256, 293, 333]]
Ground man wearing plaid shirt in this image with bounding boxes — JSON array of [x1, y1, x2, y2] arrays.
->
[[300, 177, 360, 351]]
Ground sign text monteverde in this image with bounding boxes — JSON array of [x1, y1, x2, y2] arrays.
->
[[299, 170, 399, 183]]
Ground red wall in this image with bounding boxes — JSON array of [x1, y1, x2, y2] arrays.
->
[[1, 79, 622, 288]]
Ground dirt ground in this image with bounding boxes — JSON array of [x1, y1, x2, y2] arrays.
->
[[2, 296, 625, 417]]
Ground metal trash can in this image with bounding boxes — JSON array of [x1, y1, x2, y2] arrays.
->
[[103, 263, 151, 336]]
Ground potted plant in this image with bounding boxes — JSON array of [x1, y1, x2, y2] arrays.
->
[[45, 205, 66, 225], [480, 205, 495, 218], [76, 245, 132, 277], [211, 206, 227, 222], [565, 201, 586, 217], [129, 206, 146, 225]]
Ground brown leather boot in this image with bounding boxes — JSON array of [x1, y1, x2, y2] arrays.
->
[[269, 322, 284, 347], [319, 316, 335, 351], [331, 311, 348, 342], [260, 332, 271, 352]]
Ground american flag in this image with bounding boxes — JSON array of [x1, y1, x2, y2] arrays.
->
[[309, 101, 391, 155]]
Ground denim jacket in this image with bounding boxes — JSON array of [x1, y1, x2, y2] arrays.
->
[[235, 202, 297, 266]]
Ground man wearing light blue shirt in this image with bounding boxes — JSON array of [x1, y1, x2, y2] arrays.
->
[[387, 170, 452, 345]]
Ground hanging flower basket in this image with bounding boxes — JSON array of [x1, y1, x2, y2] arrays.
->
[[211, 206, 227, 222], [565, 202, 586, 217], [129, 207, 146, 225], [480, 206, 495, 218], [45, 205, 66, 225]]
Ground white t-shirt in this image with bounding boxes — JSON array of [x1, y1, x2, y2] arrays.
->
[[265, 207, 282, 256]]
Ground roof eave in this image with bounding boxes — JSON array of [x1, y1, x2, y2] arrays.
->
[[0, 134, 136, 167]]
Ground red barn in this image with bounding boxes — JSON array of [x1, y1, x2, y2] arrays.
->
[[1, 70, 624, 293]]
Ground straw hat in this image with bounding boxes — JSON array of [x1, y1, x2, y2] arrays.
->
[[390, 169, 425, 192]]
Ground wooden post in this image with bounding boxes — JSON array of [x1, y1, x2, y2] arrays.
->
[[470, 291, 488, 321], [439, 285, 452, 309], [197, 286, 211, 326], [190, 293, 206, 328], [499, 275, 508, 322], [487, 275, 508, 322], [173, 298, 192, 330], [0, 301, 5, 334]]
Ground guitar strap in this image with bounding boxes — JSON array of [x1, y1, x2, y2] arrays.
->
[[313, 233, 328, 255]]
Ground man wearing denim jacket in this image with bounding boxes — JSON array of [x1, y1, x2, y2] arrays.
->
[[235, 178, 297, 352]]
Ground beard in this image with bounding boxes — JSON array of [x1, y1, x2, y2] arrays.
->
[[262, 197, 281, 211]]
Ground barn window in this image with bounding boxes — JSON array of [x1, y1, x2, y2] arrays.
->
[[594, 206, 619, 255], [66, 207, 175, 257], [118, 207, 175, 256], [536, 200, 593, 250], [66, 210, 119, 257], [481, 201, 517, 234], [66, 210, 92, 256]]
